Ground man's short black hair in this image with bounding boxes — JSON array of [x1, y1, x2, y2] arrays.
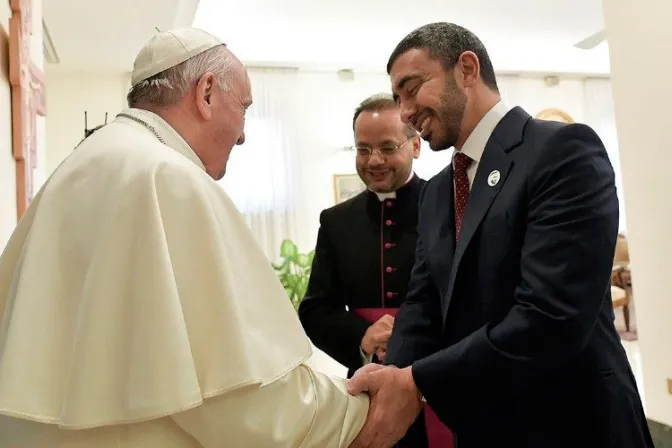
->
[[387, 22, 499, 93], [352, 93, 416, 137]]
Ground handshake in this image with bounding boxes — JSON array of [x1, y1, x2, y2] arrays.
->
[[347, 313, 424, 447], [346, 364, 423, 447]]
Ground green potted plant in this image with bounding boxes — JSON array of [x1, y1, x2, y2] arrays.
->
[[272, 239, 315, 310]]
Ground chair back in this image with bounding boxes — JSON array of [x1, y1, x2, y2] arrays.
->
[[614, 234, 629, 265]]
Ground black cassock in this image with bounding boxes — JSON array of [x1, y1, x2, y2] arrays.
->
[[299, 174, 430, 447], [299, 174, 425, 375]]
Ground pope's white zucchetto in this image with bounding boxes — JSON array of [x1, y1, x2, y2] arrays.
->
[[131, 27, 224, 87]]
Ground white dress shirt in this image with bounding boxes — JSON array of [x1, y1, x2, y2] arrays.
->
[[452, 101, 512, 190]]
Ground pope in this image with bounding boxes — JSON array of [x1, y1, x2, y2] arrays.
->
[[0, 27, 369, 447]]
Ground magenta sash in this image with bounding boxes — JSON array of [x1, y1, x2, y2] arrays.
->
[[353, 308, 454, 448]]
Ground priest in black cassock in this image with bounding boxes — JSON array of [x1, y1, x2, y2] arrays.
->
[[298, 93, 453, 448]]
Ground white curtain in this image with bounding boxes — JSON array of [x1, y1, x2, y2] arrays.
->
[[582, 78, 627, 234], [218, 68, 302, 260]]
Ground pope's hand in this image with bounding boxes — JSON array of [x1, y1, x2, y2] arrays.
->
[[346, 364, 422, 448]]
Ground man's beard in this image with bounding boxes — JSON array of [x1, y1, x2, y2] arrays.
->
[[431, 82, 467, 151]]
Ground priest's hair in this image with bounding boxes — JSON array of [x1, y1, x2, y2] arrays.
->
[[126, 45, 235, 108], [352, 93, 417, 138]]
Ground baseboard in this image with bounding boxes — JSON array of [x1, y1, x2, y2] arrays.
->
[[648, 419, 672, 447]]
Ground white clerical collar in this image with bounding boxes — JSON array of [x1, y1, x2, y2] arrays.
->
[[452, 100, 511, 163], [373, 171, 415, 201], [117, 108, 207, 172]]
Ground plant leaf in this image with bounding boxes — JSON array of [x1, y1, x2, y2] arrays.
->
[[272, 239, 314, 311], [296, 253, 310, 268], [279, 239, 298, 259]]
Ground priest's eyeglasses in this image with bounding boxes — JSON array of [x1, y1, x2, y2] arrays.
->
[[352, 137, 413, 158]]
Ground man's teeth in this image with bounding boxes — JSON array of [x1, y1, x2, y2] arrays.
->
[[419, 117, 431, 136]]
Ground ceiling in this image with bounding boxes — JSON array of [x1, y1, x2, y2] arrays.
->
[[44, 0, 611, 75], [43, 0, 200, 72], [193, 0, 610, 74]]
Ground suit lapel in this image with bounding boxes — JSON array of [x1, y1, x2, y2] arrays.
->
[[442, 107, 530, 320]]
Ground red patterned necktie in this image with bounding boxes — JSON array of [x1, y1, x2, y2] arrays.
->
[[453, 152, 472, 240]]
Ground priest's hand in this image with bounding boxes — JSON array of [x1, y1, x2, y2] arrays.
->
[[346, 364, 422, 448], [360, 314, 394, 361]]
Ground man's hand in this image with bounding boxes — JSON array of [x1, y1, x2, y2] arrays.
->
[[346, 365, 422, 448], [360, 314, 394, 361]]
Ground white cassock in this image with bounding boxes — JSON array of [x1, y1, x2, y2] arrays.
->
[[0, 108, 368, 447]]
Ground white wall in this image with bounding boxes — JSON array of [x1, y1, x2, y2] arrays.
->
[[0, 3, 16, 246], [30, 0, 46, 193], [44, 70, 130, 174], [0, 0, 45, 246], [605, 0, 672, 426]]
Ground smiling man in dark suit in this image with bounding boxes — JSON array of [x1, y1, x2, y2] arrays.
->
[[347, 22, 654, 448]]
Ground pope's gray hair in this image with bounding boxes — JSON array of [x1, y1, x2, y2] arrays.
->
[[127, 44, 235, 108]]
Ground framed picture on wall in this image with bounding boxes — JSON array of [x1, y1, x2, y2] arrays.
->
[[333, 174, 366, 204], [535, 108, 575, 124]]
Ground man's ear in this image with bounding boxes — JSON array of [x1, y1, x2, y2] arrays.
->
[[456, 51, 481, 88], [412, 135, 421, 159]]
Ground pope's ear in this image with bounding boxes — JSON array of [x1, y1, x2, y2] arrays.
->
[[195, 72, 216, 120]]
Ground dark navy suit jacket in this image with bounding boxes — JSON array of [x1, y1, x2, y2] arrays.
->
[[385, 107, 654, 447]]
